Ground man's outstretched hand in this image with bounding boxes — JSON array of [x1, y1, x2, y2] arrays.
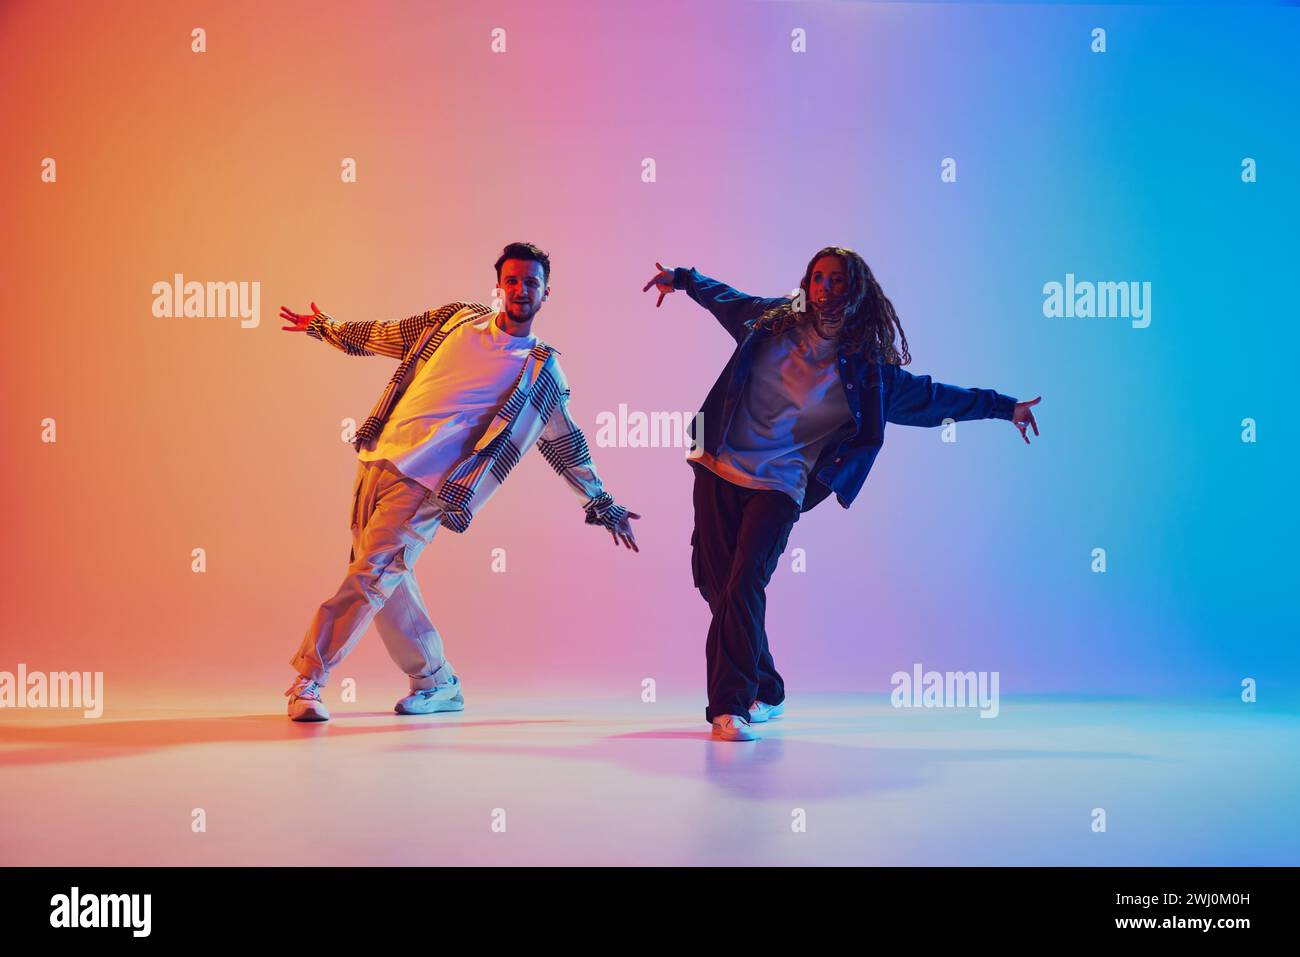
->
[[641, 263, 676, 308], [609, 511, 641, 552], [280, 302, 321, 332], [1012, 396, 1042, 445]]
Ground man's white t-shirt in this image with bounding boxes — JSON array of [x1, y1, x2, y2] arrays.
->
[[358, 311, 536, 491]]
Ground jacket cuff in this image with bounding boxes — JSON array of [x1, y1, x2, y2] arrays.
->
[[583, 492, 628, 530], [672, 267, 695, 291], [992, 393, 1018, 420], [305, 315, 329, 342]]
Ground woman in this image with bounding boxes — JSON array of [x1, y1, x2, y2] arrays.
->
[[643, 247, 1040, 740]]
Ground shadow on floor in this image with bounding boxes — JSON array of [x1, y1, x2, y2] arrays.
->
[[387, 722, 1157, 801], [0, 713, 565, 767]]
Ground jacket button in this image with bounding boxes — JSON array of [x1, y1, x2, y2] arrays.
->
[[846, 383, 854, 390], [839, 357, 846, 364], [834, 457, 843, 464]]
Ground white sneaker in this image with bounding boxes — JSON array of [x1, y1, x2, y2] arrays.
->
[[711, 714, 760, 741], [748, 699, 785, 723], [285, 676, 329, 722], [394, 675, 464, 715]]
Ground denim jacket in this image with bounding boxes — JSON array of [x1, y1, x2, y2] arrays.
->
[[673, 268, 1018, 513]]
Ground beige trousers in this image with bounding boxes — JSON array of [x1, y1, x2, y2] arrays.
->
[[291, 458, 451, 691]]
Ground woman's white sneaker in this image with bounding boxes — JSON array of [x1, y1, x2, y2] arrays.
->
[[711, 714, 760, 741], [748, 700, 785, 723], [285, 676, 330, 722]]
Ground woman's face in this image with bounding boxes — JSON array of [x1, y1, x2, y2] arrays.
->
[[808, 255, 849, 315]]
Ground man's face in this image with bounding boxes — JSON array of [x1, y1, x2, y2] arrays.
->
[[809, 255, 849, 316], [497, 259, 549, 322]]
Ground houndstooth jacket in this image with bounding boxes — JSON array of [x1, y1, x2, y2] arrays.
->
[[306, 301, 628, 534]]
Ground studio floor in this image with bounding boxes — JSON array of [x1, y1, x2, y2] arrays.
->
[[2, 692, 1295, 866]]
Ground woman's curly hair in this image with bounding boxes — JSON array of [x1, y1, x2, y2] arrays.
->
[[747, 246, 912, 365]]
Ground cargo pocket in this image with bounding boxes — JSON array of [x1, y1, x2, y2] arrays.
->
[[347, 462, 366, 563], [689, 527, 701, 588], [689, 526, 714, 603], [349, 462, 366, 530], [759, 506, 800, 584]]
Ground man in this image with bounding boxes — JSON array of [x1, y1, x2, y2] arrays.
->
[[644, 247, 1040, 741], [280, 242, 640, 722]]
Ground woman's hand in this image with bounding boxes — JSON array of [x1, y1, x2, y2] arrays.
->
[[641, 263, 676, 308], [1012, 396, 1042, 444]]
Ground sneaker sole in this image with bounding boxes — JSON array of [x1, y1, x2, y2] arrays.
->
[[711, 727, 760, 742], [394, 694, 465, 716]]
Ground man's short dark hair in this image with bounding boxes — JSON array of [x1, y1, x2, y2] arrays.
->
[[494, 242, 551, 284]]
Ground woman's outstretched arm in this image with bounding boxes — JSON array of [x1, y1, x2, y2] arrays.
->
[[642, 262, 772, 343]]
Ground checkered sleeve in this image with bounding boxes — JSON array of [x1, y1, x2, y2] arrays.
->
[[536, 376, 628, 532], [305, 307, 436, 359]]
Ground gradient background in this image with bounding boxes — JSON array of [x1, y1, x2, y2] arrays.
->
[[2, 0, 1297, 711]]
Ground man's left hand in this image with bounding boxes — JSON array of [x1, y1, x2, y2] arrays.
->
[[609, 511, 641, 552]]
